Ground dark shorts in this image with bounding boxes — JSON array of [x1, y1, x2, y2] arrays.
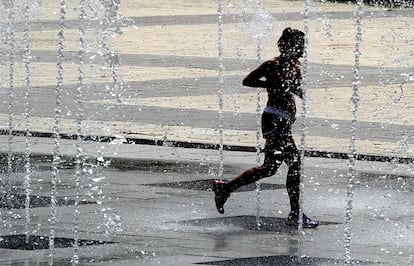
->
[[261, 111, 291, 139]]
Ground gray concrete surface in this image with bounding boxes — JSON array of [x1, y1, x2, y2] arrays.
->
[[0, 136, 413, 265]]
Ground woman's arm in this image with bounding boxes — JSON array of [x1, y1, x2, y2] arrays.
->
[[242, 61, 272, 88]]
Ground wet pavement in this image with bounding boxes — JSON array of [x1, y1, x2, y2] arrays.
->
[[0, 136, 413, 265], [0, 0, 413, 265]]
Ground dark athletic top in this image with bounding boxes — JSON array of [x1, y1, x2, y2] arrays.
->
[[243, 56, 302, 120]]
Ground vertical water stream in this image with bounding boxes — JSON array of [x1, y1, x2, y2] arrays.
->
[[5, 0, 16, 192], [22, 0, 32, 246], [297, 0, 312, 260], [73, 0, 87, 264], [2, 0, 16, 233], [217, 0, 225, 180], [100, 0, 123, 103], [49, 0, 66, 264], [344, 0, 364, 263], [254, 0, 264, 230]]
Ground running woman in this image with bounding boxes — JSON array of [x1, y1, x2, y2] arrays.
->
[[213, 27, 319, 228]]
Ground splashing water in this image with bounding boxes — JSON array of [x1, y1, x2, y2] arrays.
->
[[255, 80, 262, 230], [73, 0, 88, 264], [96, 0, 126, 238], [297, 0, 312, 261], [253, 0, 267, 231], [22, 0, 32, 246], [245, 1, 273, 43], [2, 0, 16, 233], [217, 0, 225, 180], [344, 0, 364, 264], [318, 13, 333, 41], [5, 0, 16, 191], [49, 0, 66, 264], [161, 124, 170, 147], [99, 0, 124, 103]]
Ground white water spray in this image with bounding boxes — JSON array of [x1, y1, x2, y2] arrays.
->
[[100, 0, 124, 103], [22, 0, 32, 246], [254, 0, 265, 231], [49, 0, 66, 264], [217, 0, 225, 180], [344, 0, 364, 264], [242, 0, 274, 230], [5, 0, 16, 189], [73, 0, 88, 264], [298, 0, 312, 261]]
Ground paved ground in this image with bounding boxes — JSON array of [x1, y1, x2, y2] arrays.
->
[[0, 0, 413, 158], [0, 0, 413, 265], [0, 136, 413, 265]]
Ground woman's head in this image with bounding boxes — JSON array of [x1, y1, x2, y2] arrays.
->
[[277, 27, 305, 59]]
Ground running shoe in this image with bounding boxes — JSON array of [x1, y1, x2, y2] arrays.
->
[[286, 213, 319, 229], [212, 179, 230, 214]]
